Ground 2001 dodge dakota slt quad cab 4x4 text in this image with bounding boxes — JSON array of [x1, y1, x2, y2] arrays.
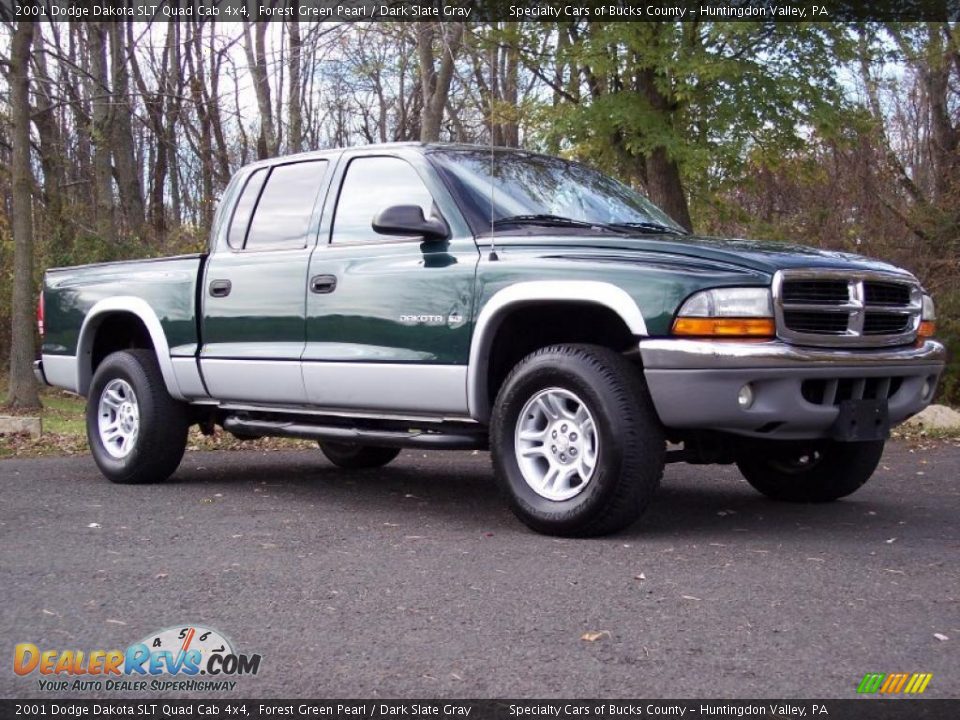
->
[[35, 144, 946, 536]]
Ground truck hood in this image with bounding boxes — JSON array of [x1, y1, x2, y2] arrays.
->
[[496, 232, 915, 278]]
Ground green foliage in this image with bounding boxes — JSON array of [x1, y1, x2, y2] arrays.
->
[[933, 290, 960, 407], [530, 22, 858, 193]]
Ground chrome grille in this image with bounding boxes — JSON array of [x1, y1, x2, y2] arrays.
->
[[773, 270, 921, 347]]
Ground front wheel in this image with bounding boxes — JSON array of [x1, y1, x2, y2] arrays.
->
[[490, 344, 665, 537], [318, 442, 401, 469], [736, 439, 885, 502], [86, 350, 190, 484]]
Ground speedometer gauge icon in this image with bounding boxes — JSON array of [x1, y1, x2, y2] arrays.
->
[[137, 625, 234, 670]]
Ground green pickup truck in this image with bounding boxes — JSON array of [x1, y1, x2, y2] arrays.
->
[[36, 144, 946, 536]]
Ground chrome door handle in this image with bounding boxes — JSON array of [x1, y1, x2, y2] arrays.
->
[[209, 279, 232, 297], [310, 275, 337, 294]]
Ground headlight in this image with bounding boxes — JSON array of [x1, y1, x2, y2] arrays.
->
[[919, 294, 936, 338], [672, 287, 775, 337]]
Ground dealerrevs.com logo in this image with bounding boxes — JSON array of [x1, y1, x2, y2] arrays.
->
[[14, 625, 261, 692]]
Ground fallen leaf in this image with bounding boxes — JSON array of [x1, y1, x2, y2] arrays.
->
[[87, 522, 101, 529], [885, 538, 897, 544], [681, 595, 702, 601], [934, 633, 949, 641], [581, 631, 610, 642], [635, 573, 646, 581], [155, 573, 168, 580]]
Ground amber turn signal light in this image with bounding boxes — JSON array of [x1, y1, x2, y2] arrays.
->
[[918, 320, 936, 339], [672, 317, 776, 338]]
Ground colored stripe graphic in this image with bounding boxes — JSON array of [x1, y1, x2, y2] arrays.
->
[[885, 673, 909, 694], [857, 673, 885, 693], [859, 672, 933, 694]]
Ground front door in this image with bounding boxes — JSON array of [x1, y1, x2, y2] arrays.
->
[[201, 159, 329, 404], [303, 153, 478, 416]]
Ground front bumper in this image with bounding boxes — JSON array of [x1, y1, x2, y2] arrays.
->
[[640, 339, 946, 439]]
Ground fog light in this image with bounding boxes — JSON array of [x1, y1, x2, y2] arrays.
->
[[738, 383, 755, 409]]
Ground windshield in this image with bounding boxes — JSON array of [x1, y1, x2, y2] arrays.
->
[[430, 148, 685, 234]]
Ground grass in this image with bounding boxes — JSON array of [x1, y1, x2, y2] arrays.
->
[[34, 390, 86, 435]]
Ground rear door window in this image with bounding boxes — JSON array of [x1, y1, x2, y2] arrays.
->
[[239, 160, 328, 251], [227, 168, 267, 249]]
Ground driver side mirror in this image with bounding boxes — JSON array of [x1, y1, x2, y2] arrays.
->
[[372, 205, 449, 242]]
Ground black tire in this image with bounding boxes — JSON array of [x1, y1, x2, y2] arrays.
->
[[319, 442, 401, 469], [86, 349, 190, 484], [736, 439, 885, 502], [490, 344, 665, 537]]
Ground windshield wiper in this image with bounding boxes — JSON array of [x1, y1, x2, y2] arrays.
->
[[490, 214, 599, 229], [604, 221, 685, 235]]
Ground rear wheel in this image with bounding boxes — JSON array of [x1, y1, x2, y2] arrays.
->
[[490, 344, 665, 537], [86, 350, 190, 484], [736, 439, 885, 502], [319, 442, 401, 469]]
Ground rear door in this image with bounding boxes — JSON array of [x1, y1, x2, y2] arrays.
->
[[200, 159, 330, 404], [302, 151, 479, 415]]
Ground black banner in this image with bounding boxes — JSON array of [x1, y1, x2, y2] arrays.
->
[[2, 0, 960, 23], [1, 700, 959, 720]]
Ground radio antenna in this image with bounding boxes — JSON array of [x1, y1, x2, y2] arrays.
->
[[488, 112, 499, 261]]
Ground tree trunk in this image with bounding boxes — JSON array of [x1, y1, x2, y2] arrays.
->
[[244, 21, 277, 158], [924, 24, 958, 204], [32, 42, 74, 266], [288, 14, 303, 153], [109, 22, 146, 236], [499, 24, 520, 147], [644, 148, 693, 231], [165, 22, 182, 226], [636, 62, 693, 231], [7, 21, 41, 409], [88, 23, 117, 246], [418, 22, 464, 142]]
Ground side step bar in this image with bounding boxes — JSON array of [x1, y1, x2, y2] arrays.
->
[[222, 416, 488, 451]]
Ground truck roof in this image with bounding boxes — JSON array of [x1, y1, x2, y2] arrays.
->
[[238, 142, 555, 172]]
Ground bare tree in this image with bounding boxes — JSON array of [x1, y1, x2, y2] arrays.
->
[[7, 21, 40, 409], [88, 23, 117, 245], [287, 14, 303, 153], [418, 22, 465, 142], [244, 20, 278, 157]]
